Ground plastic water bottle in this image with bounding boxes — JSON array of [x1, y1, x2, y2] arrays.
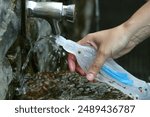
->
[[56, 36, 150, 100]]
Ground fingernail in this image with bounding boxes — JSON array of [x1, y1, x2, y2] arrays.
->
[[86, 73, 95, 81]]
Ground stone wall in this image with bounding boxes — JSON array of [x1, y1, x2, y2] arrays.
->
[[0, 0, 20, 99]]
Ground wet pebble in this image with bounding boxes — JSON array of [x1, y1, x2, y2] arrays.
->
[[12, 71, 132, 100]]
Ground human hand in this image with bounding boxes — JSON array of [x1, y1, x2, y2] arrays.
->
[[68, 24, 142, 81]]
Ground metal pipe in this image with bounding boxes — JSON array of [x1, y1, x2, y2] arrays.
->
[[26, 1, 75, 21]]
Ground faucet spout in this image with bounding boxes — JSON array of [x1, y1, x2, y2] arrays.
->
[[26, 1, 75, 21]]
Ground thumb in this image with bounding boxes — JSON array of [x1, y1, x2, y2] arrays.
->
[[86, 52, 106, 81], [78, 33, 95, 45]]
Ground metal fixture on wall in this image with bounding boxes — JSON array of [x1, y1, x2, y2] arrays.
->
[[26, 0, 75, 35]]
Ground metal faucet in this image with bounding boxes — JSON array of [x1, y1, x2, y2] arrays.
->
[[26, 0, 75, 35]]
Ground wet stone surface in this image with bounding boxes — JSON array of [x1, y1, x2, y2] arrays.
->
[[8, 71, 132, 100], [0, 0, 20, 99]]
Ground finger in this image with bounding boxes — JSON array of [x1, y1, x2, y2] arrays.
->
[[75, 64, 86, 76], [78, 33, 95, 45], [86, 52, 106, 81], [78, 34, 98, 50], [67, 54, 76, 72], [86, 41, 98, 49]]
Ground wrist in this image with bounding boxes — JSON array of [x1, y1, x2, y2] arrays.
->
[[117, 21, 135, 41], [121, 21, 150, 45], [121, 20, 137, 37]]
